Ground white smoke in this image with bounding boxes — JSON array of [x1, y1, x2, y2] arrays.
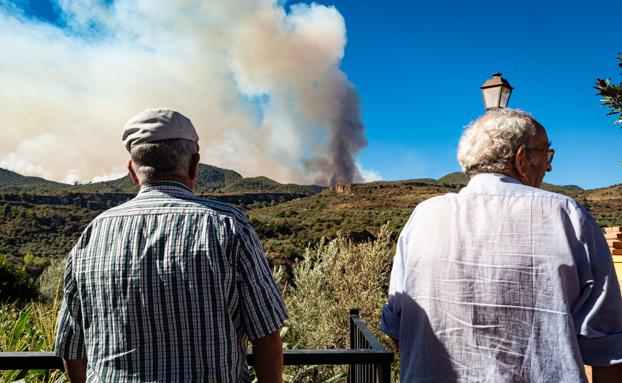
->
[[0, 0, 370, 186]]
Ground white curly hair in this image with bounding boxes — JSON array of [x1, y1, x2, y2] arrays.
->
[[457, 108, 540, 176]]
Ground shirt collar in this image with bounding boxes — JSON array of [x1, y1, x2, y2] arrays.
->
[[467, 172, 523, 187], [138, 181, 195, 197]]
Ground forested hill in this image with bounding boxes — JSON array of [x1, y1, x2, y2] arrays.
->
[[1, 166, 620, 277], [0, 164, 322, 274], [0, 164, 323, 196], [437, 171, 584, 195], [247, 176, 622, 268], [0, 168, 68, 193]]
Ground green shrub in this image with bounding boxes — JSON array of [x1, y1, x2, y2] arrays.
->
[[0, 257, 39, 303], [38, 260, 66, 303], [281, 224, 397, 382]]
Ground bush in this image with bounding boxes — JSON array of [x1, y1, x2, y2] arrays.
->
[[38, 259, 66, 303], [281, 224, 397, 382], [0, 257, 39, 303]]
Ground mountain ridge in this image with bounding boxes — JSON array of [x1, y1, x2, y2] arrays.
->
[[0, 164, 322, 196], [1, 167, 616, 196], [1, 166, 620, 273]]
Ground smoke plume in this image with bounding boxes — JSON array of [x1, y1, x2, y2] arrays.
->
[[0, 0, 369, 186]]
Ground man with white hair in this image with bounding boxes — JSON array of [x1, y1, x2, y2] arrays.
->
[[55, 108, 287, 382], [380, 109, 622, 382]]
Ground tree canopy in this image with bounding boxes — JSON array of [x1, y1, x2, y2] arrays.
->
[[595, 53, 622, 125], [0, 257, 39, 303]]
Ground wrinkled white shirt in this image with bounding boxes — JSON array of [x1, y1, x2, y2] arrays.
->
[[381, 173, 622, 382]]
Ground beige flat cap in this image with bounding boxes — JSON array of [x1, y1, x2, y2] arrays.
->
[[122, 108, 199, 151]]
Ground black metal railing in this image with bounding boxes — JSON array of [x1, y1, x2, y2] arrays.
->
[[349, 308, 392, 382], [0, 308, 393, 382]]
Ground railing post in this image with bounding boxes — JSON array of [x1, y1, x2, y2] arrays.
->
[[348, 307, 359, 383], [349, 307, 359, 348], [376, 362, 391, 383]]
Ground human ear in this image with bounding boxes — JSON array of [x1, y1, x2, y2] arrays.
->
[[127, 160, 139, 185], [188, 153, 200, 181], [514, 145, 529, 178]]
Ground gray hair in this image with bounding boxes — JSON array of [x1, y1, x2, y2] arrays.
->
[[130, 139, 199, 181], [457, 109, 539, 176]]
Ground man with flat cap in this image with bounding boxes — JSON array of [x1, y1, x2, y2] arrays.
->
[[55, 108, 287, 382]]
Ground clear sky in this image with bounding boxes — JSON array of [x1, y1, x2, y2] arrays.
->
[[4, 0, 622, 188], [305, 0, 622, 188]]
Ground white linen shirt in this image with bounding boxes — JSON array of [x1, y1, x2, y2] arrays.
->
[[380, 173, 622, 382]]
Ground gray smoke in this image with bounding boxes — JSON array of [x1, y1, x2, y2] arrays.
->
[[0, 0, 376, 185], [304, 82, 367, 185]]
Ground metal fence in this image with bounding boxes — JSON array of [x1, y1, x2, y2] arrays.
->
[[348, 308, 392, 382], [0, 308, 393, 383]]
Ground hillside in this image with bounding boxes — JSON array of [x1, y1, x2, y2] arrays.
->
[[249, 177, 622, 269], [1, 168, 621, 277], [0, 168, 68, 193], [0, 164, 322, 196], [437, 171, 469, 185], [219, 176, 324, 195], [248, 180, 438, 266], [0, 164, 322, 275], [71, 164, 246, 194]]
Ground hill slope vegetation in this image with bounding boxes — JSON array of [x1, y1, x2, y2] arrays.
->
[[1, 167, 620, 276]]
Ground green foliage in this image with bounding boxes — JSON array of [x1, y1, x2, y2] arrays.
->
[[23, 254, 50, 269], [249, 179, 451, 267], [248, 179, 622, 266], [436, 171, 468, 186], [219, 176, 323, 195], [595, 53, 622, 125], [0, 257, 39, 303], [24, 253, 51, 278], [0, 202, 96, 272], [194, 164, 245, 192], [0, 301, 65, 382], [281, 225, 397, 381], [38, 260, 66, 303]]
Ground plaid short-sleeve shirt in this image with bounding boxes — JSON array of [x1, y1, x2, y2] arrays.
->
[[55, 181, 287, 382]]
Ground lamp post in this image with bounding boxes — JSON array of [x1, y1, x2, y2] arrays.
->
[[480, 72, 513, 110]]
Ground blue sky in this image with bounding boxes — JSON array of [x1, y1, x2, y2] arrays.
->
[[305, 0, 622, 188], [4, 0, 622, 188]]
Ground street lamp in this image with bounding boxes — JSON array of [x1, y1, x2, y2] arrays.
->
[[480, 72, 513, 110]]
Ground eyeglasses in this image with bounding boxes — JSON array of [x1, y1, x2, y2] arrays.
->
[[525, 146, 555, 164]]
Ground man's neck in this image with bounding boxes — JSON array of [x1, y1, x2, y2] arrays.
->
[[139, 176, 195, 190], [496, 168, 543, 188], [497, 168, 523, 183], [471, 169, 531, 187]]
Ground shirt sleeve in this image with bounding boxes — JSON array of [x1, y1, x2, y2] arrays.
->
[[572, 208, 622, 366], [54, 251, 87, 359], [236, 221, 288, 341], [379, 215, 411, 339]]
